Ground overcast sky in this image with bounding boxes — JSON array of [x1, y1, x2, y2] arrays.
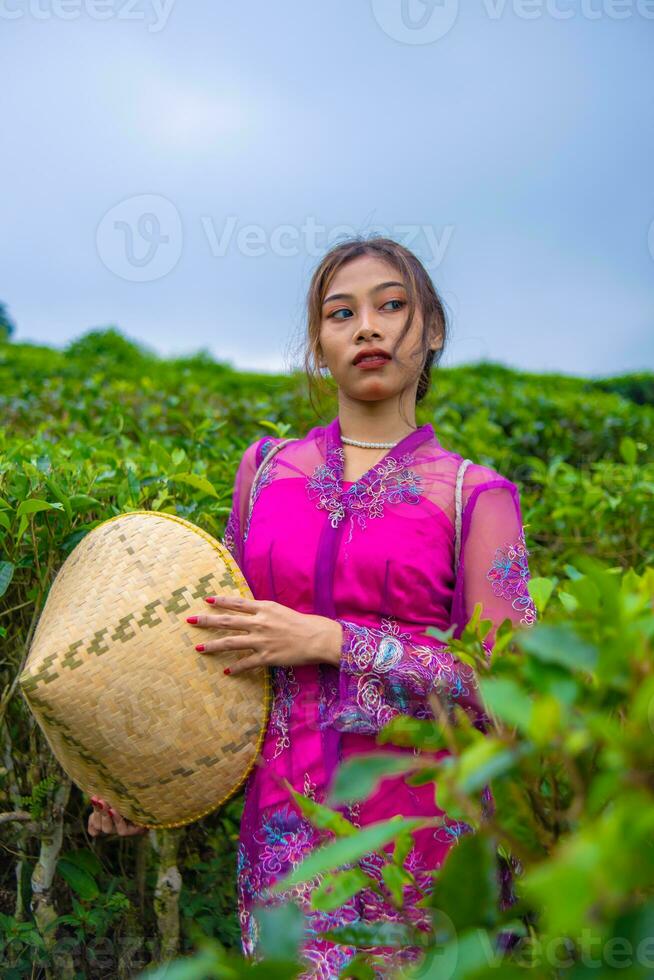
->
[[1, 1, 652, 377]]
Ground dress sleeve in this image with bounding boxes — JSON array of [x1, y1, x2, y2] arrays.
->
[[221, 437, 271, 570], [324, 474, 538, 736], [455, 476, 538, 654]]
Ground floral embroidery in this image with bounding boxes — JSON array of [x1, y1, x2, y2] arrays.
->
[[326, 616, 480, 734], [253, 806, 317, 876], [239, 801, 442, 978], [486, 527, 538, 627], [259, 438, 277, 461], [303, 771, 317, 800], [317, 665, 339, 728], [305, 444, 347, 528], [433, 819, 474, 846], [306, 445, 423, 543], [222, 510, 239, 562], [265, 666, 300, 759]]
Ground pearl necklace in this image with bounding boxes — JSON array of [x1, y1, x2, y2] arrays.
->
[[341, 435, 401, 449]]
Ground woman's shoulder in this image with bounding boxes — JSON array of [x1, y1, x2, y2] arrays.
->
[[256, 434, 298, 467], [451, 455, 517, 496]]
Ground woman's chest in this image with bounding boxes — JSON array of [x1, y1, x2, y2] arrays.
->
[[242, 476, 456, 626]]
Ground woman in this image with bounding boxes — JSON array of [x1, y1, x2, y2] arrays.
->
[[90, 237, 537, 978]]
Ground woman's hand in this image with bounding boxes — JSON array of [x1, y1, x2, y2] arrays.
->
[[186, 596, 343, 675], [87, 797, 148, 837]]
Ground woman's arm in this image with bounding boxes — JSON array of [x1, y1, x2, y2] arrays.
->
[[221, 437, 273, 569], [323, 478, 538, 735]]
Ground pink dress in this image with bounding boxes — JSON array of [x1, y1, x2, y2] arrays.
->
[[222, 414, 537, 979]]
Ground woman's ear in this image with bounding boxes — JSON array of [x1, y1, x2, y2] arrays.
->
[[429, 326, 443, 353]]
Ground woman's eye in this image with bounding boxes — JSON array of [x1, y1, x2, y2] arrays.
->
[[328, 299, 404, 320]]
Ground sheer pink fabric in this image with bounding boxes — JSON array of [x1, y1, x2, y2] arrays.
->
[[222, 415, 537, 979]]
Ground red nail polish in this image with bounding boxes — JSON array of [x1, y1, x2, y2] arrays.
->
[[205, 597, 216, 604], [186, 616, 198, 624], [223, 667, 231, 675], [108, 808, 116, 818], [195, 644, 205, 652]]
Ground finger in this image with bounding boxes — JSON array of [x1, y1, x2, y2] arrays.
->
[[199, 636, 258, 655], [126, 822, 149, 835], [203, 595, 267, 613], [187, 612, 257, 630], [110, 808, 146, 836], [100, 808, 115, 834], [109, 808, 130, 836], [224, 654, 268, 676], [89, 803, 108, 836]]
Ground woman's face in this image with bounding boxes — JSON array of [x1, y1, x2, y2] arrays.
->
[[318, 254, 439, 404]]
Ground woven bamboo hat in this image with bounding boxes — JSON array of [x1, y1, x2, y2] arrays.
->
[[18, 511, 270, 829]]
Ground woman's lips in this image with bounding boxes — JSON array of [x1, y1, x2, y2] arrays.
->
[[355, 356, 390, 370]]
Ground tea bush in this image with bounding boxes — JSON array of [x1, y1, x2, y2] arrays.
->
[[1, 329, 653, 978]]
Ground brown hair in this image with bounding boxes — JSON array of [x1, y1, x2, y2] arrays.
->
[[299, 235, 449, 426]]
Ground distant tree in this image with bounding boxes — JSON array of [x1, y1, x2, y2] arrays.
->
[[64, 325, 155, 366], [0, 302, 15, 342]]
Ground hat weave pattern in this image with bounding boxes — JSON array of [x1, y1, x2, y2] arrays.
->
[[19, 510, 270, 828]]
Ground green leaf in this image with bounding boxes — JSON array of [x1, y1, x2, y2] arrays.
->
[[127, 468, 141, 501], [311, 867, 372, 911], [381, 863, 413, 907], [169, 472, 219, 499], [458, 739, 525, 793], [270, 816, 425, 892], [43, 476, 72, 522], [57, 858, 99, 901], [478, 676, 532, 732], [619, 435, 637, 465], [59, 848, 103, 877], [517, 623, 598, 672], [285, 783, 356, 836], [377, 715, 446, 751], [525, 576, 555, 615], [0, 561, 14, 598], [135, 947, 220, 980], [328, 753, 423, 805], [148, 439, 173, 471], [16, 498, 63, 517], [252, 901, 304, 960], [69, 494, 102, 513], [428, 833, 499, 931], [528, 695, 563, 746], [393, 830, 415, 868], [319, 920, 418, 948]]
